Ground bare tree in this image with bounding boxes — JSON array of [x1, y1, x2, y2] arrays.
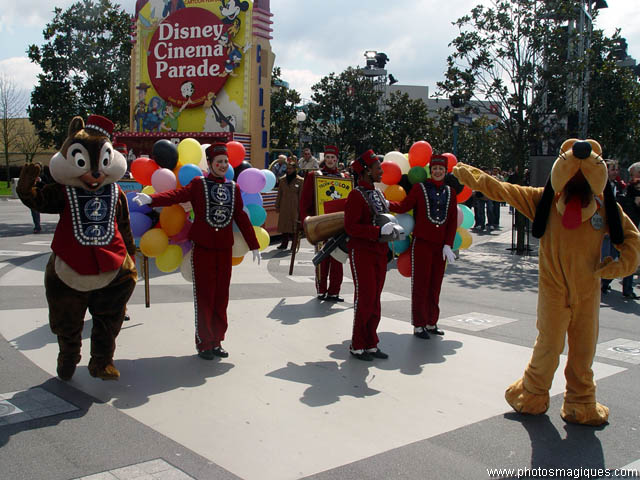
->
[[15, 120, 46, 163], [0, 73, 28, 187]]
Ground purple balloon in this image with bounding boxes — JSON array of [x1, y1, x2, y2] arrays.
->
[[126, 191, 151, 214], [130, 212, 152, 238], [237, 168, 266, 194]]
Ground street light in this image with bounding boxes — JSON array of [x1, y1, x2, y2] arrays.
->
[[296, 110, 307, 157]]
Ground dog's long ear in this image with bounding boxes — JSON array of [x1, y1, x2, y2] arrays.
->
[[532, 178, 554, 238], [603, 181, 623, 244]]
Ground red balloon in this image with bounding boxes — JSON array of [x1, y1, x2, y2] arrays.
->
[[442, 152, 458, 172], [397, 250, 412, 277], [457, 185, 472, 203], [226, 141, 246, 168], [131, 157, 160, 186], [409, 141, 433, 167], [381, 161, 402, 185]]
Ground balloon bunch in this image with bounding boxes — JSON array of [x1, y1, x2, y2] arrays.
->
[[127, 138, 275, 278], [375, 141, 475, 278]]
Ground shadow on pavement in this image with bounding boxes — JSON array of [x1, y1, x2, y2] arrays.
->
[[266, 335, 462, 407], [267, 297, 351, 324], [495, 412, 605, 479]]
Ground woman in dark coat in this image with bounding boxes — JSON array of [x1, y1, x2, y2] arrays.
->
[[275, 159, 303, 249]]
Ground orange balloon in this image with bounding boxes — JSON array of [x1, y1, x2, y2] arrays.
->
[[409, 141, 433, 167], [159, 204, 186, 236], [226, 141, 246, 168], [397, 250, 412, 277], [457, 185, 472, 203], [384, 184, 406, 202], [173, 161, 184, 187], [139, 228, 169, 258], [231, 256, 244, 266]]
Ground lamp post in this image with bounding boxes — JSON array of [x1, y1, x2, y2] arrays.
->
[[296, 110, 307, 157]]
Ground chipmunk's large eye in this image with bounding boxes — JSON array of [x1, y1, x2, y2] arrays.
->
[[70, 148, 87, 168]]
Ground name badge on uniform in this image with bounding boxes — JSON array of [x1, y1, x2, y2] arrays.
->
[[591, 212, 604, 230]]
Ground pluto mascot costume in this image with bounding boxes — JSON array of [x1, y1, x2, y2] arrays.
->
[[17, 115, 137, 381], [454, 139, 640, 425]]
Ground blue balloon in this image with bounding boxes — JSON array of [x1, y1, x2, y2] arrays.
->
[[247, 203, 267, 226], [130, 212, 152, 238], [395, 214, 415, 234], [126, 191, 151, 214], [261, 169, 277, 192], [225, 164, 235, 181], [460, 204, 475, 229], [242, 191, 263, 207], [389, 237, 410, 254], [178, 164, 202, 186]]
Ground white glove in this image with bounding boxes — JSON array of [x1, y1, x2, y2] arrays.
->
[[252, 249, 261, 265], [380, 223, 395, 236], [442, 245, 456, 263], [133, 193, 152, 206]]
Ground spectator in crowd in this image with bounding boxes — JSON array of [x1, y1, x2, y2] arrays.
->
[[601, 159, 626, 295], [275, 158, 303, 250], [620, 161, 640, 299], [298, 147, 319, 173], [270, 154, 288, 182]]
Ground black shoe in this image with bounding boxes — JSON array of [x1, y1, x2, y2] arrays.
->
[[601, 286, 610, 294], [124, 314, 130, 321], [326, 294, 344, 302], [277, 243, 288, 250], [413, 329, 431, 339], [426, 326, 445, 336], [197, 349, 215, 360], [33, 227, 41, 233], [350, 350, 373, 361], [317, 293, 327, 300], [56, 363, 76, 381], [212, 346, 229, 358], [368, 348, 389, 359], [622, 292, 640, 300]]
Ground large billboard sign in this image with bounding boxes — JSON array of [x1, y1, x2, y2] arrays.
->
[[131, 1, 252, 134]]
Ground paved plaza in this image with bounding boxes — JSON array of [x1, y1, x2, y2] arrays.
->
[[0, 199, 639, 480]]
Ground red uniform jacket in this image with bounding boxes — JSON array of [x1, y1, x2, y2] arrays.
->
[[344, 181, 388, 255], [49, 184, 133, 275], [390, 179, 458, 247], [150, 174, 259, 251]]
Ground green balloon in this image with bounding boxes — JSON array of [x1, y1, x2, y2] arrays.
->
[[408, 166, 428, 184]]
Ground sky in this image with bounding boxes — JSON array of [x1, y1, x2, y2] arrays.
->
[[0, 0, 639, 104]]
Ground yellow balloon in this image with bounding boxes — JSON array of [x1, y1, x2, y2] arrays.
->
[[160, 204, 186, 236], [253, 226, 270, 251], [384, 184, 406, 202], [178, 138, 202, 165], [231, 256, 244, 266], [459, 228, 472, 249], [140, 228, 169, 257], [232, 231, 249, 257], [155, 244, 183, 272], [141, 185, 155, 195]]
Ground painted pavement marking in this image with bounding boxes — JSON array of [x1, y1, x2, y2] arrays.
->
[[73, 459, 194, 480], [438, 312, 519, 331], [596, 338, 640, 365], [0, 387, 78, 425], [0, 250, 41, 257], [23, 241, 51, 246]]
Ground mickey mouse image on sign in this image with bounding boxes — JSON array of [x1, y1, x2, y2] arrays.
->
[[17, 115, 137, 381]]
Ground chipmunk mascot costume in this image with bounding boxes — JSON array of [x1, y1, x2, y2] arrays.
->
[[17, 115, 137, 381], [454, 139, 640, 425]]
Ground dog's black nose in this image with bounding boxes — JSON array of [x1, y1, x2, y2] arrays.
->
[[92, 172, 101, 179], [572, 141, 592, 159]]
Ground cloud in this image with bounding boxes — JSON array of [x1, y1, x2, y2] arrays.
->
[[0, 1, 73, 32], [0, 57, 41, 95]]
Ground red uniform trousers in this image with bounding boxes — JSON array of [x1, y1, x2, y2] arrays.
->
[[316, 255, 343, 296], [411, 238, 446, 328], [192, 244, 232, 351], [349, 247, 387, 350]]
